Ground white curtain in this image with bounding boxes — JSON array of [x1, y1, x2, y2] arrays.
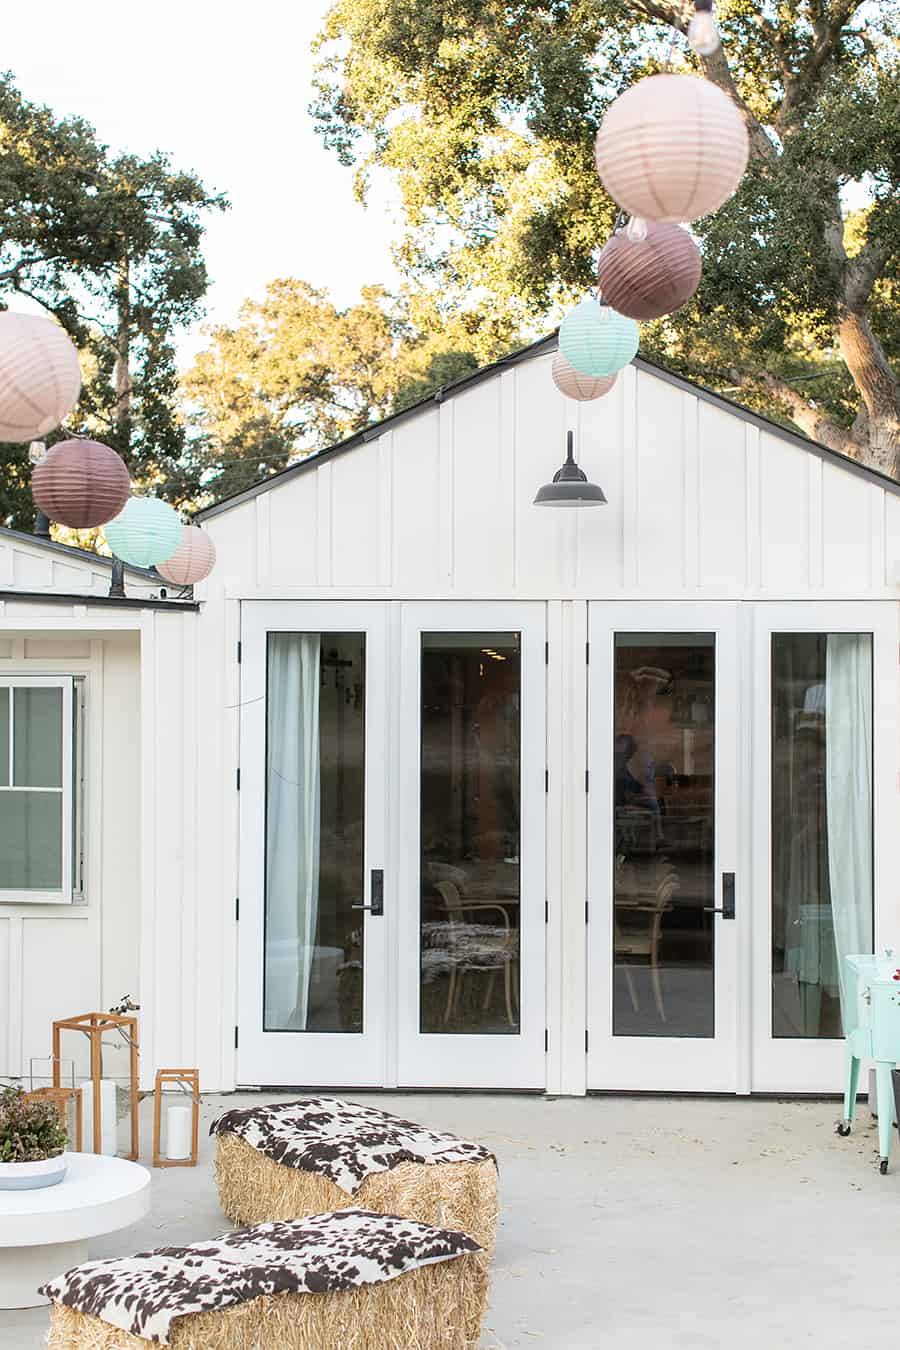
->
[[264, 634, 320, 1030], [826, 634, 873, 1022]]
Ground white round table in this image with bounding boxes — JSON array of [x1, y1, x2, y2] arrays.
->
[[0, 1152, 151, 1309]]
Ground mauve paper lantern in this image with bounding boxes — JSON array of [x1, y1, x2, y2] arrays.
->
[[552, 353, 618, 402], [594, 74, 749, 223], [0, 312, 81, 442], [156, 525, 216, 585], [104, 497, 183, 569], [558, 301, 639, 378], [597, 223, 702, 320], [32, 438, 131, 529]]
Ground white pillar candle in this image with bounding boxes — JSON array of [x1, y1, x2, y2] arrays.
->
[[166, 1104, 192, 1161], [79, 1079, 118, 1155]]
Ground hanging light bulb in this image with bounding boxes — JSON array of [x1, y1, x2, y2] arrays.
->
[[688, 0, 720, 55], [626, 216, 648, 243]]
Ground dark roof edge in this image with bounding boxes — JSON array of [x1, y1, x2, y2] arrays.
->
[[0, 589, 199, 612], [195, 334, 900, 521], [0, 526, 161, 579]]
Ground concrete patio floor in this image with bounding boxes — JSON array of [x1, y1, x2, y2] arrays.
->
[[1, 1091, 895, 1349]]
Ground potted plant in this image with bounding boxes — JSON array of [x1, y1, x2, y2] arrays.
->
[[0, 1085, 68, 1190]]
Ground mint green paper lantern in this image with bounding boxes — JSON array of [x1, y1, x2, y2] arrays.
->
[[104, 496, 183, 568], [558, 301, 639, 378]]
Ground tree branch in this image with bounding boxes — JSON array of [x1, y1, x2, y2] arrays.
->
[[730, 368, 859, 456]]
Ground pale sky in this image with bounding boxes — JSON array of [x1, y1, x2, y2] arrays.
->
[[2, 0, 400, 362]]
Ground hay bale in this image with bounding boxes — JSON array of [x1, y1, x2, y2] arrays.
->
[[215, 1132, 498, 1251], [46, 1254, 488, 1349]]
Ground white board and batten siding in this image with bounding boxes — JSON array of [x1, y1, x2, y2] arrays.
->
[[199, 355, 900, 600]]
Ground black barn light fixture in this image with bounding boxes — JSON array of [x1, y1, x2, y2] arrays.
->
[[533, 430, 607, 507]]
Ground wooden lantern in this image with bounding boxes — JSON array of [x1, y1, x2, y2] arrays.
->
[[23, 1086, 83, 1152], [32, 438, 131, 529], [152, 1069, 200, 1167], [594, 74, 749, 223], [52, 1012, 139, 1160]]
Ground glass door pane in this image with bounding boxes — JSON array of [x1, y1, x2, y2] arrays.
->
[[613, 635, 715, 1037], [264, 633, 366, 1034], [770, 633, 873, 1039], [419, 633, 521, 1035]]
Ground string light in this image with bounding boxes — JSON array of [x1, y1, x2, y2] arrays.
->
[[688, 0, 720, 55]]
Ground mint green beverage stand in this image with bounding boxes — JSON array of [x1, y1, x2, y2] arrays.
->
[[836, 953, 900, 1173]]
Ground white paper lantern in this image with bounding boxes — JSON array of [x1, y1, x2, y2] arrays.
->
[[0, 312, 81, 442], [156, 525, 217, 585], [594, 74, 749, 223], [552, 353, 618, 401]]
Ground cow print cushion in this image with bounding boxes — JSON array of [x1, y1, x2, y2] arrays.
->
[[210, 1096, 495, 1195], [39, 1209, 481, 1346]]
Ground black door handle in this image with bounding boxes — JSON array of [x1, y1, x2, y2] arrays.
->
[[703, 872, 735, 919], [351, 868, 384, 916]]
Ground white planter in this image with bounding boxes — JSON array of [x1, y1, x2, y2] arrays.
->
[[0, 1153, 67, 1192]]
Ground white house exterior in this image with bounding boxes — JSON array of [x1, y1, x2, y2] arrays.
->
[[2, 337, 899, 1098]]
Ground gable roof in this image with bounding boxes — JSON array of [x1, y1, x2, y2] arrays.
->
[[195, 335, 900, 522], [0, 525, 159, 580]]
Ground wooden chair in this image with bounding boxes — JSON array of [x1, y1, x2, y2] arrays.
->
[[434, 880, 517, 1027], [614, 866, 680, 1023]]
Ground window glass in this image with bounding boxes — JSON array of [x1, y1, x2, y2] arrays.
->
[[771, 633, 873, 1037], [14, 687, 63, 787], [0, 688, 8, 787], [0, 791, 63, 889], [419, 633, 521, 1035]]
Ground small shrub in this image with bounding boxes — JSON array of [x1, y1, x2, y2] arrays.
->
[[0, 1085, 67, 1163]]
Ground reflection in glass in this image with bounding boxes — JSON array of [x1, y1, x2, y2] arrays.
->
[[14, 688, 63, 787], [420, 634, 521, 1034], [264, 633, 365, 1033], [771, 633, 873, 1038], [613, 635, 715, 1037]]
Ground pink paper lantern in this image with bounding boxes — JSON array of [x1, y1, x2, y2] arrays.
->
[[597, 223, 702, 320], [552, 353, 618, 401], [0, 312, 81, 442], [32, 438, 131, 529], [156, 525, 216, 585], [594, 74, 749, 223]]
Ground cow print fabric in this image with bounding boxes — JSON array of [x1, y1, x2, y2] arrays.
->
[[210, 1096, 496, 1195], [39, 1209, 481, 1346]]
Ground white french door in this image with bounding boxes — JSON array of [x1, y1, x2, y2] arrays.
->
[[749, 601, 900, 1093], [587, 603, 741, 1092], [237, 602, 389, 1086], [237, 600, 547, 1090], [395, 603, 547, 1088]]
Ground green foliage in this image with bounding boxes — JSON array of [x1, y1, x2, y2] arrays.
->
[[0, 1084, 67, 1162], [0, 73, 226, 529], [183, 280, 519, 504], [312, 0, 900, 472]]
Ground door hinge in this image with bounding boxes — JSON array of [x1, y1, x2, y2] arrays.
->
[[585, 1029, 589, 1052], [545, 768, 549, 793], [544, 1028, 549, 1053], [585, 640, 590, 665], [544, 640, 549, 665], [235, 897, 240, 921], [236, 767, 241, 792], [236, 640, 242, 664], [545, 900, 549, 924], [234, 1026, 239, 1049], [585, 901, 589, 925], [585, 769, 589, 792]]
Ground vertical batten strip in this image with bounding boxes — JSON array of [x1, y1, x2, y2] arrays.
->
[[376, 432, 394, 588], [807, 456, 824, 589], [499, 370, 517, 594], [622, 364, 639, 591], [254, 493, 270, 589], [438, 399, 455, 590], [316, 463, 333, 588], [744, 422, 762, 591], [869, 488, 886, 592], [138, 611, 158, 1090], [682, 393, 700, 591]]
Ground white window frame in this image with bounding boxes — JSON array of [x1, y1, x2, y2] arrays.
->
[[0, 675, 76, 904]]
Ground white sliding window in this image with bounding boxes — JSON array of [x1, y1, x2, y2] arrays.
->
[[0, 677, 77, 904]]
